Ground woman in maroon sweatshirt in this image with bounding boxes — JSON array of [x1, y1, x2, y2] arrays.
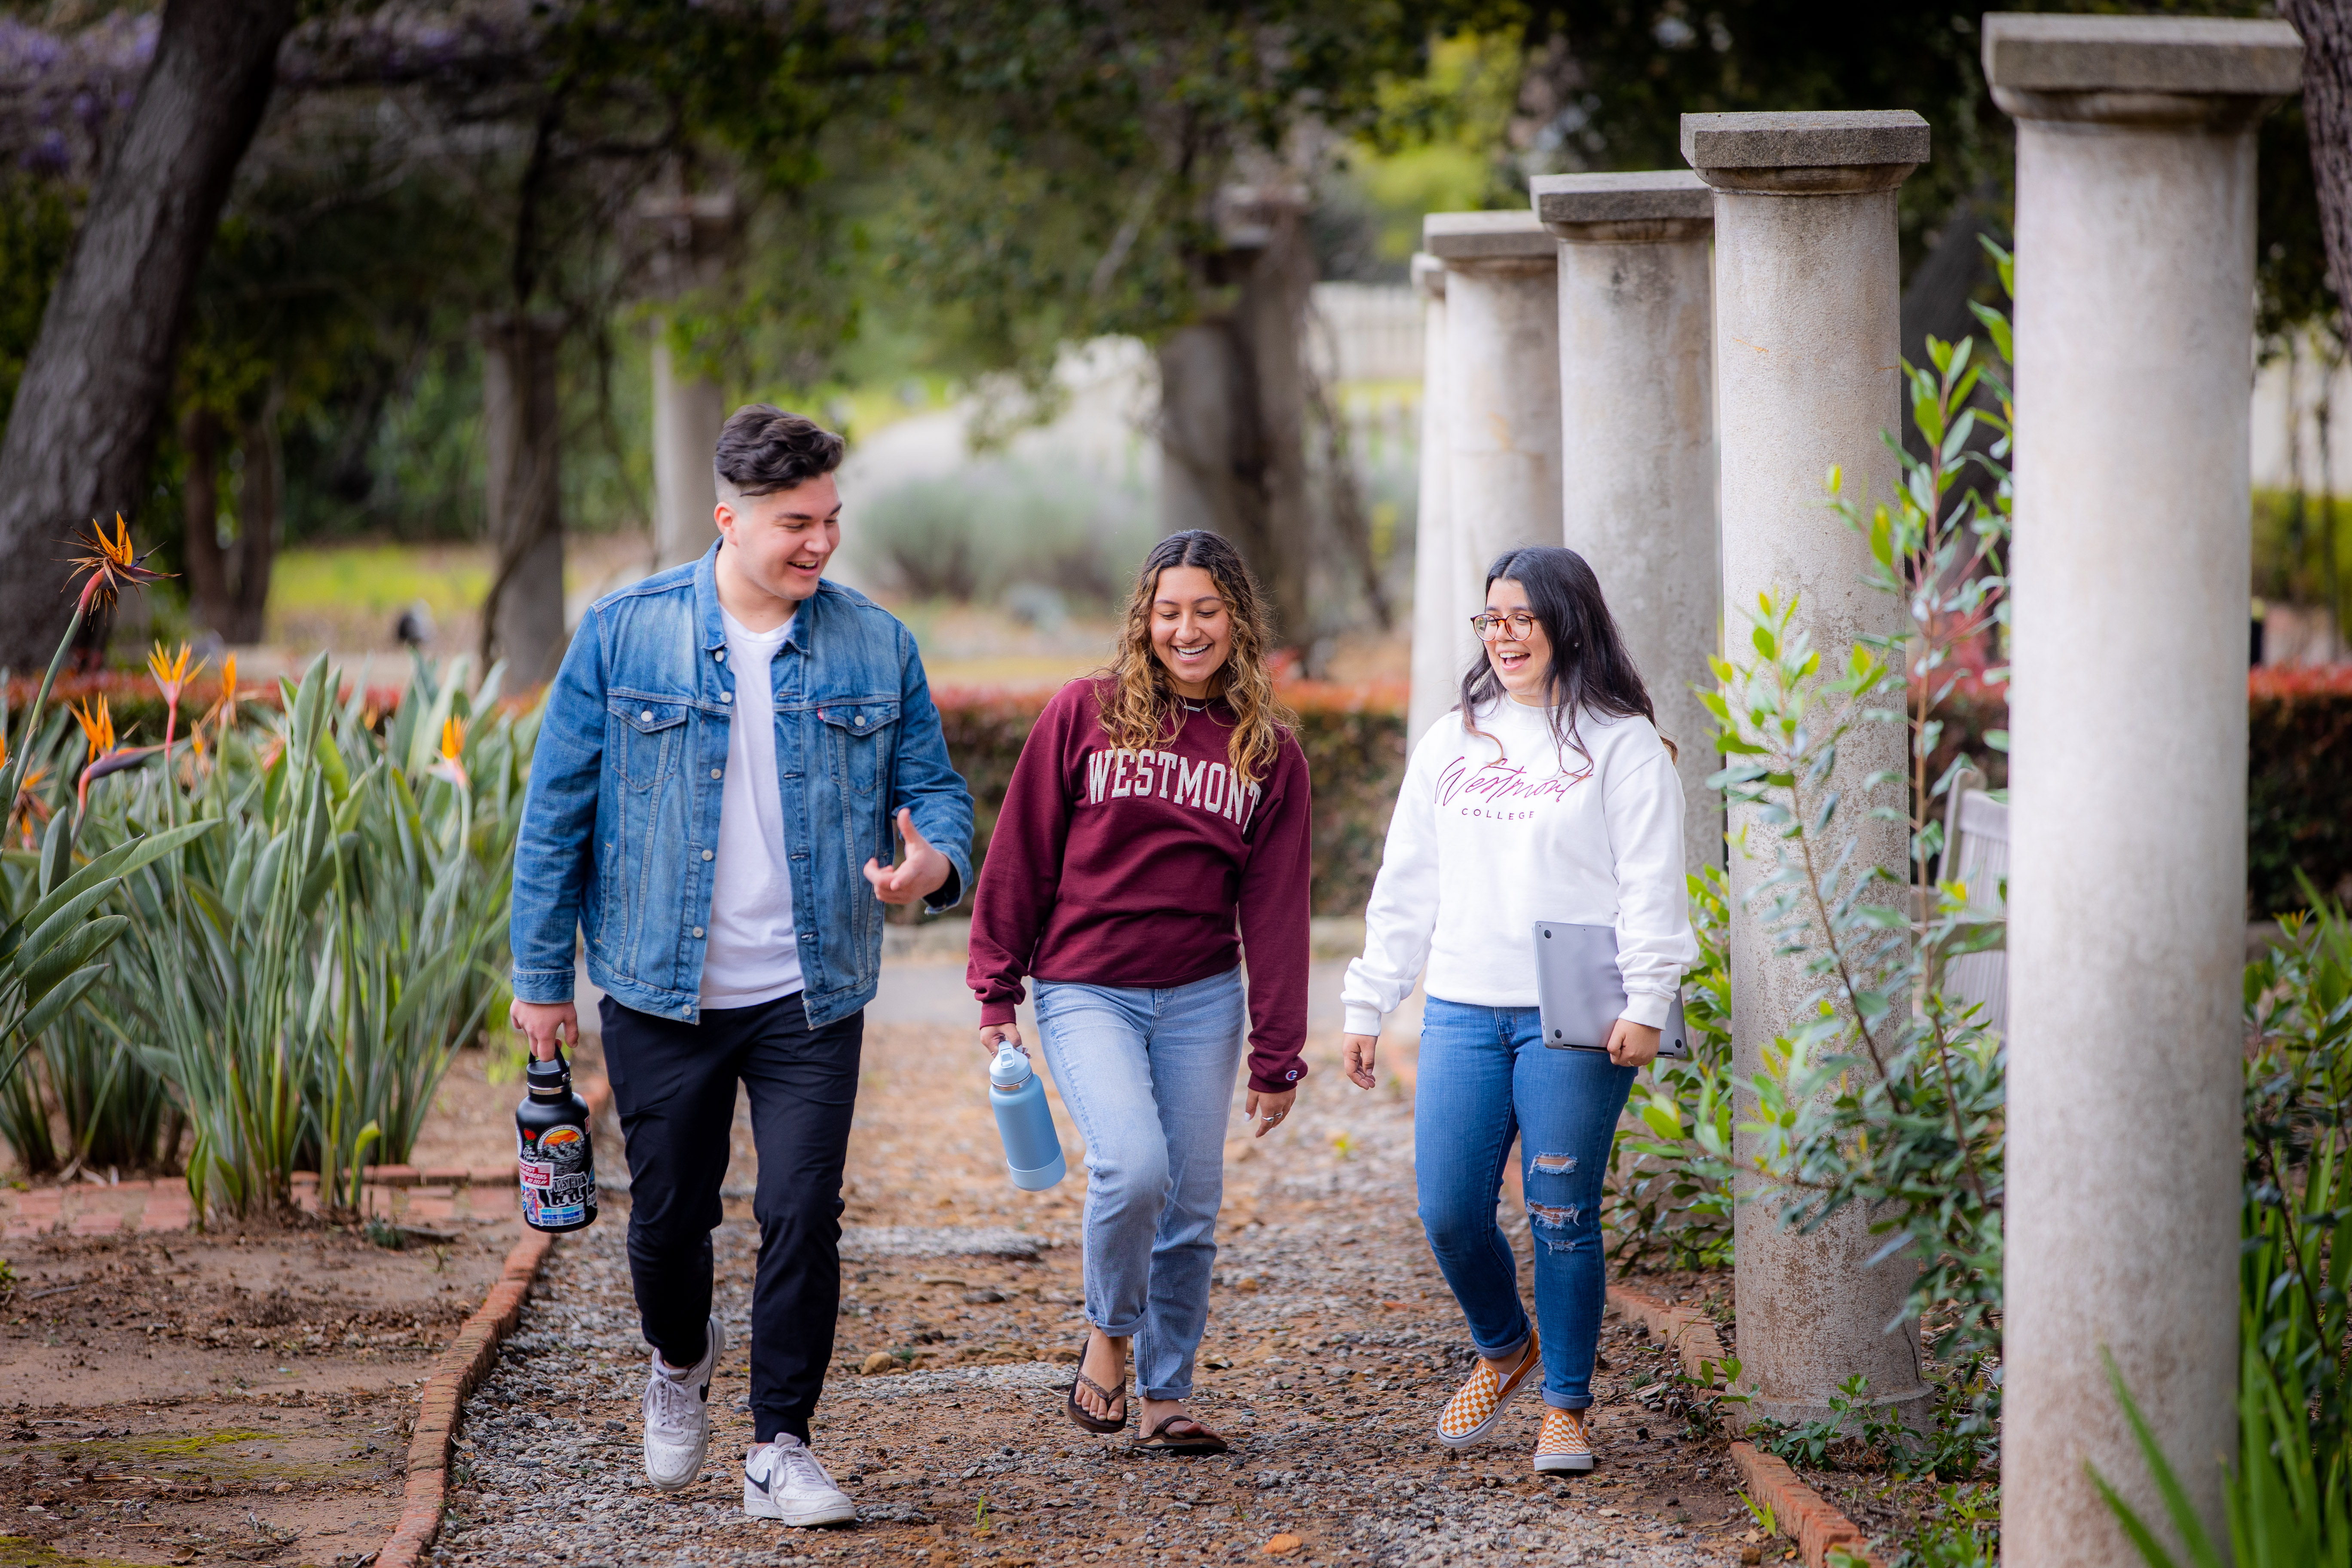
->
[[969, 529, 1312, 1455]]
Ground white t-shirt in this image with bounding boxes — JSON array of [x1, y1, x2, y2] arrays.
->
[[699, 607, 802, 1009], [1341, 697, 1697, 1035]]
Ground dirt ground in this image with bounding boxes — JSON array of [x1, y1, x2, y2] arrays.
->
[[0, 1044, 538, 1568], [0, 1221, 517, 1568]]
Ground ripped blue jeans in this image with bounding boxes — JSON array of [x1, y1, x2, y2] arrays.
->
[[1414, 997, 1636, 1411]]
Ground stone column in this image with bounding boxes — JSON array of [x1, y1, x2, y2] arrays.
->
[[1987, 17, 2303, 1565], [1534, 171, 1721, 873], [1684, 110, 1934, 1428], [1407, 252, 1458, 747], [651, 329, 726, 569], [1422, 212, 1560, 628]]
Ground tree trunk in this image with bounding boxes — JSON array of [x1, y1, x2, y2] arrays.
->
[[0, 0, 297, 669], [2284, 0, 2352, 318], [1155, 191, 1314, 651], [179, 406, 230, 633], [651, 325, 726, 570], [1235, 195, 1314, 650], [225, 401, 280, 644], [478, 314, 567, 685]]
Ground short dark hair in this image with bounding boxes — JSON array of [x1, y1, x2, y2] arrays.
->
[[713, 405, 845, 496]]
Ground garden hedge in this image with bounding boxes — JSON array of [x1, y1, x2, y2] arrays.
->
[[1921, 665, 2352, 917], [25, 664, 2348, 917], [932, 679, 1409, 919]]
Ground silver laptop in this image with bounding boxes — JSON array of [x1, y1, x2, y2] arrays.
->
[[1533, 921, 1689, 1058]]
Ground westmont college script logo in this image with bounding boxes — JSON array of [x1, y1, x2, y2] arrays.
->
[[1436, 753, 1592, 823]]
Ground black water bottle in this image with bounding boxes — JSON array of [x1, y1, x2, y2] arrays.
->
[[516, 1045, 597, 1233]]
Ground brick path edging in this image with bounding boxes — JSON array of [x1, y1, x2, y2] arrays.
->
[[1606, 1283, 1880, 1568], [372, 1076, 610, 1568]]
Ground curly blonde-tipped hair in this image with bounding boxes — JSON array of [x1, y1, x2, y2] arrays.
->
[[1097, 530, 1295, 788]]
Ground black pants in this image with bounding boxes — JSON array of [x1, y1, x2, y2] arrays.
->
[[599, 992, 863, 1445]]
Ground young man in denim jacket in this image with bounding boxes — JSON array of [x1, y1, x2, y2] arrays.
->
[[507, 406, 973, 1526]]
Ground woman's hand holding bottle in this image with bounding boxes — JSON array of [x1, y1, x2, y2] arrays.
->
[[979, 1022, 1020, 1055]]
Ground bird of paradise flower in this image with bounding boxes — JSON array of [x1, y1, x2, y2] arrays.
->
[[430, 715, 468, 792], [0, 516, 172, 821]]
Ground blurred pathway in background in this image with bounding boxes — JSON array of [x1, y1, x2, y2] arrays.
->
[[429, 947, 1752, 1568]]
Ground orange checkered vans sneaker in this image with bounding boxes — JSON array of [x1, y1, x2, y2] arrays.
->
[[1534, 1406, 1595, 1473], [1436, 1332, 1541, 1447]]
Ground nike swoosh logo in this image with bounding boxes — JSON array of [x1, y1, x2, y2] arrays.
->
[[747, 1469, 772, 1494]]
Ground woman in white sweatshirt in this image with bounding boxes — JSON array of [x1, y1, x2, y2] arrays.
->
[[1341, 545, 1697, 1475]]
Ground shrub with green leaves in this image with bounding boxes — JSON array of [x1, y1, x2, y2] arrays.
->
[[68, 652, 528, 1219], [1706, 298, 2014, 1372], [1, 528, 214, 1165], [1606, 865, 1736, 1272]]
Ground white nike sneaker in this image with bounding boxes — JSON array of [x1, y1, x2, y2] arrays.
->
[[641, 1315, 724, 1490], [743, 1434, 858, 1526]]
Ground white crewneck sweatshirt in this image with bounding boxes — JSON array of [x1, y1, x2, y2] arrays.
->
[[1341, 698, 1697, 1036]]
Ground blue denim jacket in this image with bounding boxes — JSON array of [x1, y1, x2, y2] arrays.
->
[[510, 545, 974, 1027]]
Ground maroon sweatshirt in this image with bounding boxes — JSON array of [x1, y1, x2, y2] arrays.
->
[[967, 678, 1313, 1093]]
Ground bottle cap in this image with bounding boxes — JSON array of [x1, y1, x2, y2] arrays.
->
[[988, 1043, 1032, 1090], [526, 1046, 571, 1097]]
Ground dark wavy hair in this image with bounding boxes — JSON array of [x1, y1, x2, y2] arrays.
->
[[1458, 545, 1671, 767], [713, 404, 845, 496], [1098, 530, 1296, 788]]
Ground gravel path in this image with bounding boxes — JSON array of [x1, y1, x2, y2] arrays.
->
[[427, 1010, 1752, 1568]]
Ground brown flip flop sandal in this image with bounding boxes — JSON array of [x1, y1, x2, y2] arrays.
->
[[1065, 1335, 1127, 1433], [1131, 1413, 1229, 1456]]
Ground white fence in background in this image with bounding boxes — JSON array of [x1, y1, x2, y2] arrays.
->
[[1310, 283, 1422, 385], [2254, 331, 2352, 496]]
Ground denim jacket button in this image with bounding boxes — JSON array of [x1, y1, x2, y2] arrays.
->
[[854, 715, 865, 727], [692, 926, 704, 938], [722, 692, 733, 704], [640, 709, 653, 723], [710, 768, 723, 779], [702, 849, 714, 861]]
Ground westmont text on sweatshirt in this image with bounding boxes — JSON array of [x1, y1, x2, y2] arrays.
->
[[967, 678, 1314, 1094]]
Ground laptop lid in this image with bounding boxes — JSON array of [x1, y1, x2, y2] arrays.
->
[[1533, 921, 1688, 1058]]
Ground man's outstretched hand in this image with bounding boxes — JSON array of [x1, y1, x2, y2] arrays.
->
[[864, 806, 952, 906], [511, 999, 579, 1062]]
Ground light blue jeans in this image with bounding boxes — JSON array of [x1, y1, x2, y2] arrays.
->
[[1415, 997, 1635, 1410], [1033, 967, 1245, 1403]]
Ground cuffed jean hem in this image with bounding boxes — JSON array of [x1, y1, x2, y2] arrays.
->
[[1474, 1329, 1533, 1366], [1091, 1311, 1149, 1341], [1138, 1383, 1194, 1403], [1414, 997, 1634, 1414]]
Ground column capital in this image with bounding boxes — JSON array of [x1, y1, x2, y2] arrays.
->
[[1532, 170, 1712, 244], [1411, 251, 1446, 300], [1422, 211, 1554, 272], [1984, 13, 2303, 131], [1680, 110, 1929, 196]]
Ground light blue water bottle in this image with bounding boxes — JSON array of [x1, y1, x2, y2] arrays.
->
[[989, 1042, 1066, 1191]]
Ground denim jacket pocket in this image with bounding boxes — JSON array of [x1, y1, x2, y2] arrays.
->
[[817, 698, 900, 795], [611, 698, 689, 791]]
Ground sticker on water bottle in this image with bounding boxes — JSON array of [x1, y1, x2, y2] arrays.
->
[[519, 1124, 592, 1227]]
